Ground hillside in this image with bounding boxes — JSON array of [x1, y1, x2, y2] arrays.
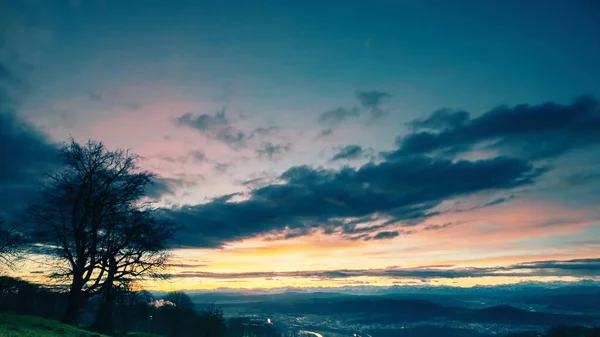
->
[[0, 313, 107, 337], [0, 313, 159, 337]]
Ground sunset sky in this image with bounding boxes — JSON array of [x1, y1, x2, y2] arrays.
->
[[1, 0, 600, 291]]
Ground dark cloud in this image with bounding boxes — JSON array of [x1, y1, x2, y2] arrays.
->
[[160, 153, 541, 248], [393, 96, 600, 161], [330, 145, 365, 162], [372, 231, 399, 240], [511, 258, 600, 273], [256, 142, 292, 161], [145, 177, 187, 199], [0, 63, 61, 218], [175, 109, 247, 148], [0, 113, 58, 186], [161, 258, 600, 280], [355, 90, 392, 119], [407, 108, 470, 131], [348, 228, 415, 241]]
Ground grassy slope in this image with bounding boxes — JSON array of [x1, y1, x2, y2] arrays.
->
[[0, 312, 106, 337], [0, 312, 160, 337]]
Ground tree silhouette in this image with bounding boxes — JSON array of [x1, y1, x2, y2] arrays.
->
[[28, 138, 177, 328], [162, 291, 195, 311], [91, 209, 177, 333], [0, 217, 23, 268]]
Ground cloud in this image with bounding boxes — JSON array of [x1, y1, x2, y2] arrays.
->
[[250, 126, 280, 138], [317, 107, 360, 127], [145, 177, 188, 199], [423, 221, 462, 231], [256, 142, 292, 161], [160, 150, 208, 164], [159, 153, 541, 248], [316, 128, 333, 139], [160, 95, 600, 248], [393, 96, 600, 161], [239, 172, 278, 189], [407, 108, 470, 131], [355, 90, 392, 119], [511, 258, 600, 273], [175, 109, 247, 148], [482, 195, 515, 208], [213, 162, 231, 175], [161, 258, 600, 280], [330, 145, 366, 162], [189, 150, 207, 162], [0, 63, 61, 218], [316, 90, 393, 137], [166, 263, 207, 268], [372, 231, 399, 240]]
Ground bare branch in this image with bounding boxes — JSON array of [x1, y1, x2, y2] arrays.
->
[[0, 218, 24, 269]]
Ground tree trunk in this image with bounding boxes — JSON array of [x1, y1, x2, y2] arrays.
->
[[61, 286, 83, 324], [93, 294, 115, 334], [62, 265, 87, 325], [92, 257, 117, 334]]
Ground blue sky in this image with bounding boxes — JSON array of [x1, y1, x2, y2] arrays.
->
[[2, 0, 600, 289]]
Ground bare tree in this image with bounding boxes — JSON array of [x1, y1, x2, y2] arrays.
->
[[29, 139, 177, 326], [92, 208, 177, 333], [0, 217, 23, 268]]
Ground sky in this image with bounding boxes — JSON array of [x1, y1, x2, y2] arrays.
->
[[1, 0, 600, 291]]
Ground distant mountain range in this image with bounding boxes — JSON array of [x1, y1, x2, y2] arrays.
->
[[215, 297, 598, 326], [180, 280, 600, 308], [179, 283, 600, 328]]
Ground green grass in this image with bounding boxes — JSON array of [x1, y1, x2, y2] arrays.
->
[[0, 312, 107, 337], [0, 312, 161, 337]]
